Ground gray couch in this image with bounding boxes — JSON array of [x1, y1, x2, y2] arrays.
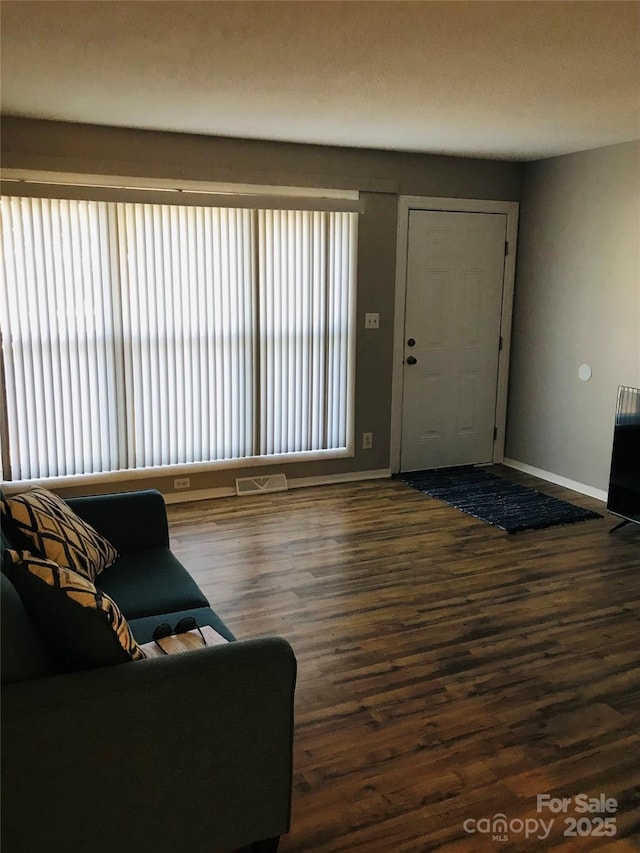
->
[[1, 489, 296, 853]]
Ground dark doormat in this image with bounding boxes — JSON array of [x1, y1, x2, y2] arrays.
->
[[395, 466, 603, 533]]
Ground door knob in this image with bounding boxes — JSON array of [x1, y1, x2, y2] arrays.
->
[[406, 356, 417, 365]]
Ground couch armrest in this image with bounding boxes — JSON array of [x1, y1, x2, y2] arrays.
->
[[1, 637, 296, 853], [66, 489, 170, 552]]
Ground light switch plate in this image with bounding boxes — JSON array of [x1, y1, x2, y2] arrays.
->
[[365, 312, 380, 329]]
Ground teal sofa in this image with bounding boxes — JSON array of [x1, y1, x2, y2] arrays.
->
[[1, 489, 296, 853]]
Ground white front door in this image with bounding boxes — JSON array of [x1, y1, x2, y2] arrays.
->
[[400, 209, 507, 472]]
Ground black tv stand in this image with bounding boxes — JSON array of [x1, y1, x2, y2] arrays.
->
[[610, 518, 632, 534], [606, 387, 640, 534]]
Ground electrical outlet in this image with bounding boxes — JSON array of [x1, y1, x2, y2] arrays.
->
[[362, 432, 373, 449], [365, 312, 380, 329], [174, 477, 191, 490]]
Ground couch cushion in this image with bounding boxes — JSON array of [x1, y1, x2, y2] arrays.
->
[[1, 487, 118, 581], [128, 605, 236, 645], [1, 571, 59, 683], [1, 528, 15, 566], [66, 490, 170, 553], [4, 551, 146, 671], [96, 547, 209, 620]]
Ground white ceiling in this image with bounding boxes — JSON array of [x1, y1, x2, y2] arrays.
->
[[1, 0, 639, 162]]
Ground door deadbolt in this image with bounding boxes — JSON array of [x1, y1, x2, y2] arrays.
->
[[407, 338, 416, 347], [406, 356, 417, 365]]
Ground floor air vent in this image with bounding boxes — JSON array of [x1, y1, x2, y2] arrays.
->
[[235, 474, 288, 496]]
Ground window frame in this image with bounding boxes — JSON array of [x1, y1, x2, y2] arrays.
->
[[0, 175, 361, 488]]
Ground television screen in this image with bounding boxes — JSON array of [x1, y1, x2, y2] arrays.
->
[[607, 386, 640, 526]]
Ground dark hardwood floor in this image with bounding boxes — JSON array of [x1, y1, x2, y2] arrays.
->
[[167, 467, 640, 852]]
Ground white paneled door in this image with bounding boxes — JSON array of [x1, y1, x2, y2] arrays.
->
[[400, 209, 507, 472]]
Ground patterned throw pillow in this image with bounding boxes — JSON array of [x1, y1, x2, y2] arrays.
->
[[1, 487, 118, 581], [4, 550, 145, 670]]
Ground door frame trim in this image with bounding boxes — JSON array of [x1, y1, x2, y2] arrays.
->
[[390, 196, 519, 473]]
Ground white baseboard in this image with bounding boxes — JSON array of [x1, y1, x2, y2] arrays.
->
[[164, 486, 236, 504], [163, 469, 391, 504], [289, 469, 391, 490], [502, 458, 607, 504]]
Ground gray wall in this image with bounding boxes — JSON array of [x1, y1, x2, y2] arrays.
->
[[506, 141, 640, 492], [1, 118, 521, 498]]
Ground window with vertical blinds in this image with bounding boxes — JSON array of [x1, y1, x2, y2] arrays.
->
[[0, 193, 358, 483]]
